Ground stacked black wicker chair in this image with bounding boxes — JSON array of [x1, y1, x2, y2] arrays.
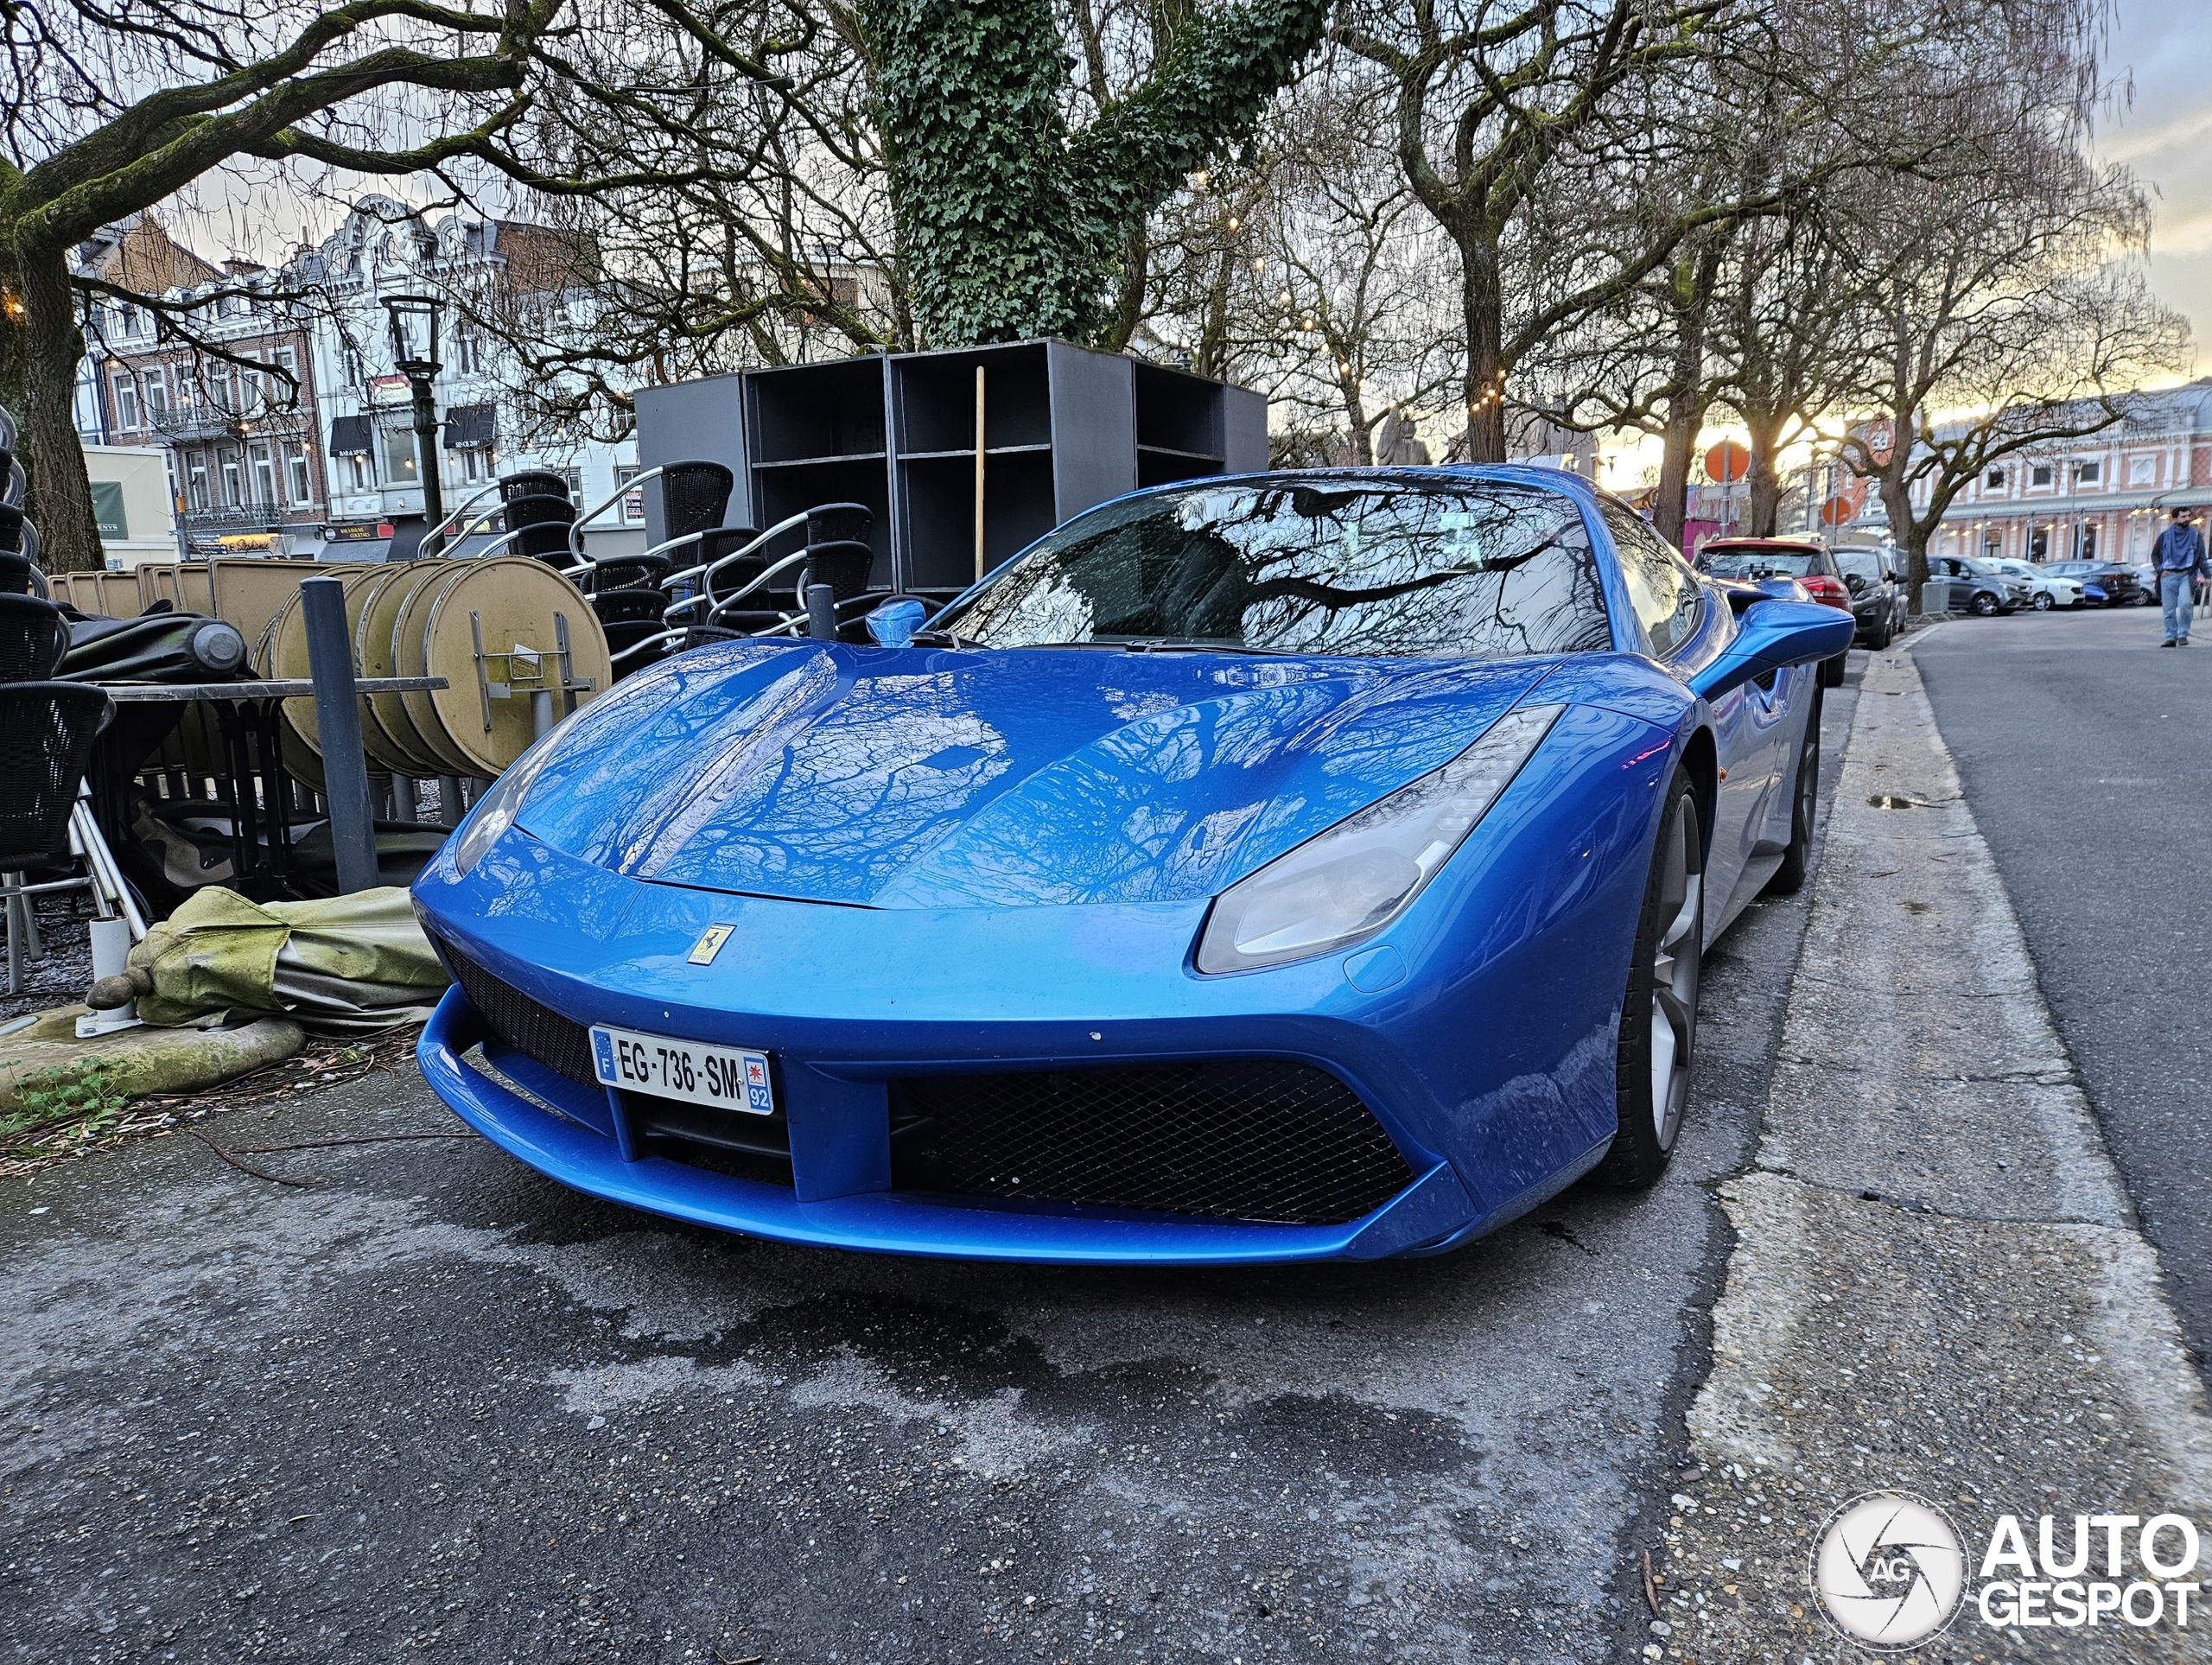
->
[[687, 524, 775, 636], [659, 462, 736, 553], [0, 593, 70, 683], [594, 462, 737, 677], [0, 429, 117, 991], [503, 492, 579, 562], [0, 503, 35, 598], [499, 469, 571, 503], [798, 502, 879, 642]]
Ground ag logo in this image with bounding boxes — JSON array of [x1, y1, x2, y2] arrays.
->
[[687, 924, 734, 966], [1810, 1491, 1967, 1650]]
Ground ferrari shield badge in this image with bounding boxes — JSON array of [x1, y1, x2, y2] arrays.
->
[[688, 925, 734, 966]]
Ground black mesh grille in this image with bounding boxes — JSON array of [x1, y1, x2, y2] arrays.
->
[[890, 1061, 1414, 1225], [442, 943, 595, 1089]]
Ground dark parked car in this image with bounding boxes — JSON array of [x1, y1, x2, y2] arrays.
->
[[1833, 546, 1907, 647], [1927, 554, 2030, 616], [1695, 537, 1853, 683], [2044, 560, 2151, 607]]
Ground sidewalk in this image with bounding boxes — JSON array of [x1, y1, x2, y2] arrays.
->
[[1653, 643, 2212, 1661]]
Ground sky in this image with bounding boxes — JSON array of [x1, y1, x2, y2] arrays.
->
[[2101, 1, 2211, 378]]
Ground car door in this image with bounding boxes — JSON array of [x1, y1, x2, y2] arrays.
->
[[1599, 504, 1773, 933]]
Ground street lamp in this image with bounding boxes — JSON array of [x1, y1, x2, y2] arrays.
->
[[382, 293, 444, 556]]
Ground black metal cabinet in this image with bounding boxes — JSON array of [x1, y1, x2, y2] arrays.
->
[[634, 340, 1267, 603]]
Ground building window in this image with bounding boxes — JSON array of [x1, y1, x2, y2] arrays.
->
[[249, 441, 276, 506], [1985, 467, 2005, 489], [286, 442, 313, 505], [380, 424, 419, 486], [111, 374, 140, 430], [187, 454, 209, 511], [2029, 526, 2049, 561], [219, 448, 243, 507], [240, 354, 264, 414], [271, 345, 300, 403], [2075, 460, 2101, 485], [451, 321, 483, 376], [341, 343, 364, 388], [2130, 456, 2156, 486], [2031, 463, 2052, 487], [618, 463, 642, 520], [143, 367, 168, 416], [346, 452, 372, 493], [2077, 524, 2097, 561]]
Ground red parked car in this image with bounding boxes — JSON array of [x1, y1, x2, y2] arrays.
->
[[1694, 537, 1852, 685]]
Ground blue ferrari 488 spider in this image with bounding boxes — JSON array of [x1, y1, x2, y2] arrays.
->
[[414, 466, 1850, 1263]]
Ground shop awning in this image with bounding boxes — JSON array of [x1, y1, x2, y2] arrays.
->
[[328, 414, 373, 454]]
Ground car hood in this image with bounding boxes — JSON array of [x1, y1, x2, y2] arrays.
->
[[516, 641, 1556, 907]]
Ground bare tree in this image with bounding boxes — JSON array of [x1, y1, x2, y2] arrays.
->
[[1837, 149, 2189, 600], [1338, 0, 1746, 463], [0, 2, 625, 569]]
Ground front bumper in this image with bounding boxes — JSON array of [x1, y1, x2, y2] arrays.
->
[[412, 710, 1658, 1263], [422, 986, 1503, 1263]]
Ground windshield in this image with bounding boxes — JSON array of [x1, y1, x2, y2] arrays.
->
[[1835, 551, 1884, 584], [1698, 547, 1815, 578], [938, 478, 1615, 659]]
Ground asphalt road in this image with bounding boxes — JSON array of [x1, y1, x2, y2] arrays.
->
[[0, 683, 1856, 1665], [1915, 601, 2212, 1371]]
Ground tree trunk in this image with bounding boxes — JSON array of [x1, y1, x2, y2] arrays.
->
[[1096, 222, 1149, 353], [1649, 241, 1722, 550], [9, 237, 101, 573], [1459, 232, 1505, 463], [1342, 384, 1372, 465], [1743, 411, 1787, 537], [1191, 245, 1236, 380], [1652, 386, 1703, 551], [1877, 464, 1928, 613]]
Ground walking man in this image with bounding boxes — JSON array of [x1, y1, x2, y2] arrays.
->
[[2150, 507, 2211, 645]]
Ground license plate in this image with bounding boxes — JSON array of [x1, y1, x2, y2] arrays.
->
[[589, 1025, 776, 1115]]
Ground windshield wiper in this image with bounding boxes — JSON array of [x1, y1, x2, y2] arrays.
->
[[1120, 640, 1301, 656]]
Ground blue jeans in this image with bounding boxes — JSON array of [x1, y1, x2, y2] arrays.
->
[[2163, 571, 2196, 641]]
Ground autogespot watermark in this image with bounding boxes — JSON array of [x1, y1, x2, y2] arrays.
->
[[1808, 1490, 2202, 1649]]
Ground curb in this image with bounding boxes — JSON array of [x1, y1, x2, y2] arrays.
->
[[1641, 646, 2212, 1661]]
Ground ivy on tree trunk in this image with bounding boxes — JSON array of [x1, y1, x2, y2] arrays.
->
[[865, 0, 1327, 346]]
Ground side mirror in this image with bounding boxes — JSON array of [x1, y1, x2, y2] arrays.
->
[[1689, 599, 1855, 702], [1717, 576, 1802, 613], [866, 595, 928, 646]]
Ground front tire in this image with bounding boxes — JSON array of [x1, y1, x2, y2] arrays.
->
[[1867, 613, 1893, 650], [1970, 590, 1999, 616], [1598, 772, 1704, 1187], [1820, 651, 1847, 686], [2032, 592, 2054, 611]]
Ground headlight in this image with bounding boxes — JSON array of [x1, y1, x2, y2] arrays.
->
[[449, 713, 578, 875], [1195, 704, 1564, 975]]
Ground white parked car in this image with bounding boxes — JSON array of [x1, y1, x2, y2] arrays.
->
[[1991, 558, 2087, 610]]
